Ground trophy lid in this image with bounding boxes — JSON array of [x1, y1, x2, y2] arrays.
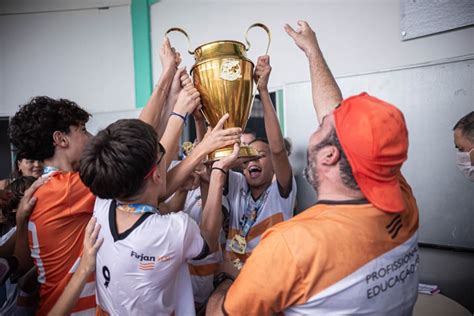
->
[[192, 40, 253, 67]]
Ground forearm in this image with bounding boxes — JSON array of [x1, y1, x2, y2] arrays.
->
[[162, 147, 207, 200], [306, 48, 342, 123], [260, 89, 286, 155], [157, 93, 178, 139], [200, 171, 225, 252], [160, 116, 185, 168], [48, 266, 91, 316], [13, 221, 33, 277], [194, 117, 207, 142], [207, 279, 232, 316], [160, 190, 188, 214], [139, 68, 175, 130], [260, 88, 292, 193]]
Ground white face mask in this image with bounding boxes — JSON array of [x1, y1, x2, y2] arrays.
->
[[456, 149, 474, 181]]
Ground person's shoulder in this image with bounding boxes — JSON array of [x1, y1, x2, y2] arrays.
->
[[151, 210, 194, 228], [264, 204, 344, 236], [228, 170, 245, 186], [38, 171, 85, 190]]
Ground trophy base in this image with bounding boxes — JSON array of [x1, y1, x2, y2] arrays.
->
[[206, 145, 260, 163]]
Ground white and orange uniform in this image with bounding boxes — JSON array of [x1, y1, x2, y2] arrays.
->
[[224, 171, 296, 263], [184, 188, 227, 304], [94, 198, 207, 315], [29, 172, 96, 315], [224, 176, 419, 315]]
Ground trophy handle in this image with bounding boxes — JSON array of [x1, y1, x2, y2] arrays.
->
[[245, 23, 271, 55], [164, 27, 194, 55], [245, 23, 272, 116]]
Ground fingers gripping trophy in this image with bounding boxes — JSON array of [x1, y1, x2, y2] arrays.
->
[[166, 24, 271, 162]]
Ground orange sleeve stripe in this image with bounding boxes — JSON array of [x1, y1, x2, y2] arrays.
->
[[247, 213, 284, 241], [228, 213, 284, 244], [188, 263, 220, 276], [71, 295, 96, 313], [96, 306, 111, 316]]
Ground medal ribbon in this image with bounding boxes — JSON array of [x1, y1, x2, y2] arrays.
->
[[116, 203, 158, 214], [239, 189, 270, 238], [42, 166, 60, 176]]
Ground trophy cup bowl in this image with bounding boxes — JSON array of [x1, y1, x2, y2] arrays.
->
[[166, 24, 271, 162]]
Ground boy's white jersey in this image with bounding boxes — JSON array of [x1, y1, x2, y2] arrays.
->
[[93, 198, 205, 316], [224, 171, 296, 262]]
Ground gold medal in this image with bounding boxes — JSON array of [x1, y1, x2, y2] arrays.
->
[[232, 258, 243, 271], [229, 235, 247, 254], [182, 141, 194, 156]]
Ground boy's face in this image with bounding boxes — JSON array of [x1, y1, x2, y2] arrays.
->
[[67, 123, 92, 171], [243, 141, 274, 189]]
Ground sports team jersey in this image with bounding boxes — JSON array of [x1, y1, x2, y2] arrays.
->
[[29, 171, 96, 315], [224, 171, 296, 263], [183, 188, 224, 305], [224, 175, 419, 315], [94, 198, 206, 315]]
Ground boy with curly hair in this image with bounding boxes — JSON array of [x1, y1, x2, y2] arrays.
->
[[7, 38, 220, 314]]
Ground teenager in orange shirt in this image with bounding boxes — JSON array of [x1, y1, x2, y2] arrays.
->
[[8, 37, 235, 315]]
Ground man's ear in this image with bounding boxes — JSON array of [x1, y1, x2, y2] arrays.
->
[[320, 146, 340, 166], [52, 131, 68, 148]]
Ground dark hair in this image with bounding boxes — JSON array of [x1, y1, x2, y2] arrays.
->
[[249, 137, 269, 146], [79, 119, 159, 200], [453, 111, 474, 143], [9, 96, 91, 161], [243, 128, 256, 137], [2, 176, 36, 227], [10, 151, 41, 178], [313, 128, 359, 191], [11, 151, 27, 178]]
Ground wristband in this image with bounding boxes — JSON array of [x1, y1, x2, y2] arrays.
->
[[213, 272, 234, 289], [211, 167, 227, 175], [170, 111, 188, 124]]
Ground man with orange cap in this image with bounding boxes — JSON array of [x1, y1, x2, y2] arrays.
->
[[207, 21, 419, 315]]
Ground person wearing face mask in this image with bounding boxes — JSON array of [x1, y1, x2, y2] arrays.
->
[[453, 111, 474, 181]]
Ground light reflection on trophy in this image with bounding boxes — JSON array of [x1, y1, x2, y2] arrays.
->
[[166, 24, 271, 161]]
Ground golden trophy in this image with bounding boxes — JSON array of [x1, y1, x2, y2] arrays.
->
[[165, 23, 271, 161]]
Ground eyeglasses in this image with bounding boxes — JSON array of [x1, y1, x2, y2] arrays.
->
[[144, 142, 167, 179]]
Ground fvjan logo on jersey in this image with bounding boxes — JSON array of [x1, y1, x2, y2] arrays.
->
[[131, 251, 171, 271]]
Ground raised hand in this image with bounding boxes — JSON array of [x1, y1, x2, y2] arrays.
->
[[213, 143, 241, 172], [180, 71, 194, 90], [170, 67, 187, 97], [79, 217, 103, 275], [197, 114, 241, 154], [174, 86, 201, 117], [16, 176, 49, 224], [284, 21, 319, 56], [160, 37, 181, 71], [254, 55, 271, 91]]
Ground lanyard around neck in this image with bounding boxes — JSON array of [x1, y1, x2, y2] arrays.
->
[[42, 166, 60, 176], [239, 189, 270, 237], [116, 202, 158, 214]]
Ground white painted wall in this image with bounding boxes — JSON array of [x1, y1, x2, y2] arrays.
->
[[151, 0, 474, 90], [0, 1, 134, 116], [1, 0, 472, 116]]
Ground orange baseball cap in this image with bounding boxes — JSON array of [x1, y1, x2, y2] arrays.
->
[[333, 93, 408, 213]]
